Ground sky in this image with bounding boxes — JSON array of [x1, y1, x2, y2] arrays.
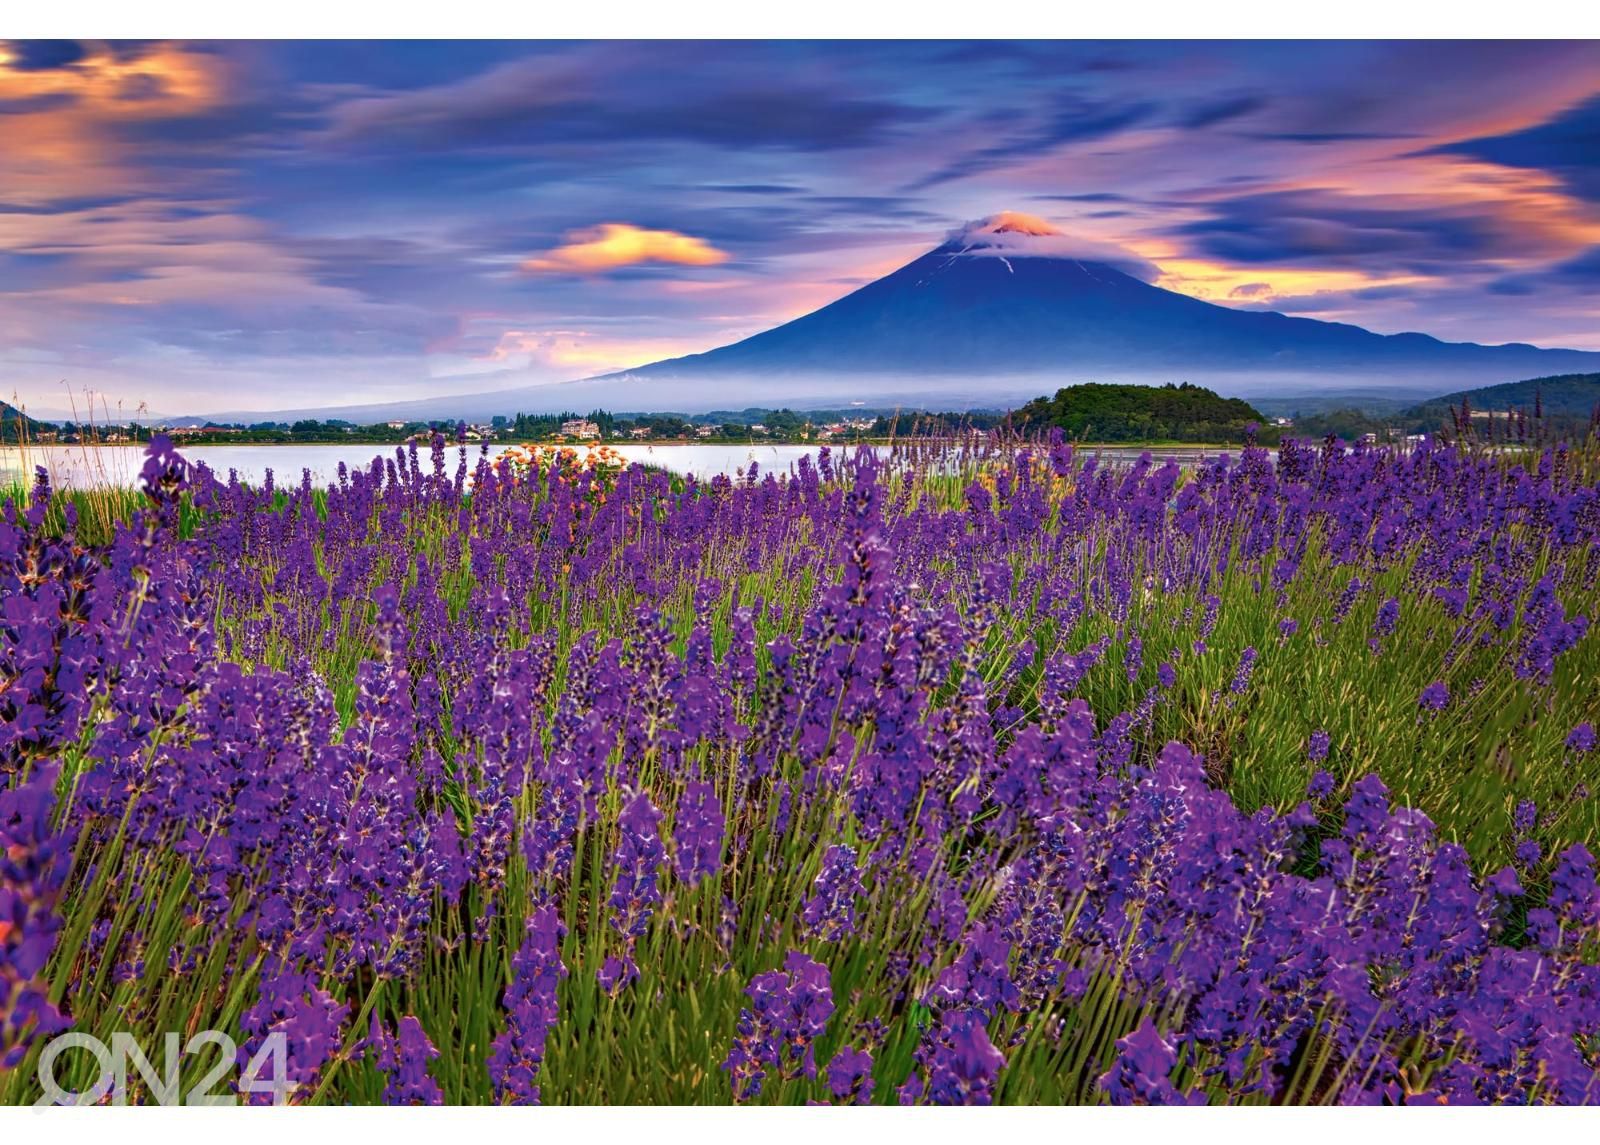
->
[[2, 39, 1599, 417]]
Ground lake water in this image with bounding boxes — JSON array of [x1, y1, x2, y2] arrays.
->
[[2, 440, 1233, 489]]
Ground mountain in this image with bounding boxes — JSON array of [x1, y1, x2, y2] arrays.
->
[[601, 212, 1600, 401], [191, 211, 1600, 423]]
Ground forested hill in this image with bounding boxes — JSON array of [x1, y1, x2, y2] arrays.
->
[[1, 400, 48, 445], [1012, 382, 1268, 443], [1406, 373, 1600, 421]]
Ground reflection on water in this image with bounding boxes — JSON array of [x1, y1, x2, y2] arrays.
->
[[1, 440, 1236, 489]]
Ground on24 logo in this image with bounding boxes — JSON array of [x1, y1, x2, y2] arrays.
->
[[35, 1031, 296, 1106]]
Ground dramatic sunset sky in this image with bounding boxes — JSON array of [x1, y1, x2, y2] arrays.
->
[[2, 39, 1599, 415]]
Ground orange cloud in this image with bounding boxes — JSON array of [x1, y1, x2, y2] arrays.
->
[[0, 42, 227, 205], [522, 223, 729, 274], [0, 42, 220, 118]]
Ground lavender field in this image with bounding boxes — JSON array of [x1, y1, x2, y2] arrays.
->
[[3, 430, 1599, 1105]]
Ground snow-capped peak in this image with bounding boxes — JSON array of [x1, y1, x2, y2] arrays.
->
[[936, 211, 1160, 282]]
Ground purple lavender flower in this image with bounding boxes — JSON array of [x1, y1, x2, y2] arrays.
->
[[1229, 647, 1258, 695], [239, 968, 350, 1103], [1307, 729, 1332, 763], [826, 1045, 875, 1104], [0, 767, 72, 1068], [607, 790, 665, 942], [927, 924, 1021, 1019], [1419, 680, 1450, 712], [1568, 722, 1596, 753], [1099, 1018, 1205, 1106], [671, 780, 724, 887], [139, 434, 191, 505], [596, 954, 639, 998], [917, 1011, 1006, 1106], [722, 952, 834, 1101], [488, 905, 568, 1104], [368, 1015, 444, 1105], [1332, 576, 1363, 624], [802, 845, 866, 941], [1513, 800, 1538, 836], [1373, 597, 1400, 637], [1487, 866, 1523, 898]]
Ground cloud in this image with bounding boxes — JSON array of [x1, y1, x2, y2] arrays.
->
[[2, 41, 88, 72], [906, 95, 1156, 190], [699, 183, 803, 195], [0, 41, 229, 206], [1248, 131, 1421, 144], [943, 212, 1163, 281], [1178, 94, 1265, 131], [315, 47, 931, 154], [1173, 187, 1592, 275], [475, 328, 713, 376], [0, 41, 220, 120], [1428, 93, 1600, 203], [1030, 192, 1130, 203], [0, 195, 459, 373], [1489, 245, 1600, 295], [521, 223, 730, 275]]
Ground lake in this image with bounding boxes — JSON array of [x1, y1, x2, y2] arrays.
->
[[1, 440, 1235, 489]]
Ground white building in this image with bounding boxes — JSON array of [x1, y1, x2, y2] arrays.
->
[[561, 419, 600, 440]]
